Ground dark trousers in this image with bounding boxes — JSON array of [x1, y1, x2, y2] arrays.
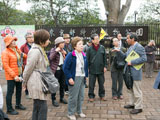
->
[[64, 78, 69, 92], [51, 69, 65, 101], [32, 99, 47, 120], [25, 89, 29, 95], [111, 71, 123, 97], [6, 80, 22, 111], [88, 73, 105, 98]]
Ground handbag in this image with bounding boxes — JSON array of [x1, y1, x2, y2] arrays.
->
[[38, 69, 59, 94], [33, 47, 59, 94], [123, 64, 133, 89]]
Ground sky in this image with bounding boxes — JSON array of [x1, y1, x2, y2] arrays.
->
[[16, 0, 145, 22]]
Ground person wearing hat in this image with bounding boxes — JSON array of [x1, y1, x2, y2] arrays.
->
[[49, 37, 68, 107], [20, 32, 34, 99], [63, 34, 73, 54], [1, 35, 27, 115]]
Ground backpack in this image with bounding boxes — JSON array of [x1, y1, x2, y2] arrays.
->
[[114, 52, 125, 69]]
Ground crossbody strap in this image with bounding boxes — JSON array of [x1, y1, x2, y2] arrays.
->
[[91, 45, 102, 63]]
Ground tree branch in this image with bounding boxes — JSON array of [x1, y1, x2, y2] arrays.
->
[[118, 0, 132, 24]]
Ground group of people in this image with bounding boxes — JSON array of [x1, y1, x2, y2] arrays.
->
[[0, 29, 157, 120]]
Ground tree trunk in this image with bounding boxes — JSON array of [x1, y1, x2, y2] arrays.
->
[[102, 0, 132, 24], [49, 0, 58, 26]]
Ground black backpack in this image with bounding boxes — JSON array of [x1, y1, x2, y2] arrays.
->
[[114, 52, 125, 69], [123, 64, 133, 89]]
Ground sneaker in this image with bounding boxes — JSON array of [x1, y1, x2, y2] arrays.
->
[[7, 109, 19, 115], [119, 95, 123, 100], [60, 98, 68, 104], [65, 91, 69, 95], [15, 104, 26, 110], [88, 98, 94, 102], [112, 96, 118, 100], [78, 113, 86, 118], [100, 97, 107, 101], [52, 100, 59, 107], [26, 95, 31, 99], [67, 115, 76, 120]]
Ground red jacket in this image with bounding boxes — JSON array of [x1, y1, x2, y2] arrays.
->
[[20, 43, 30, 66]]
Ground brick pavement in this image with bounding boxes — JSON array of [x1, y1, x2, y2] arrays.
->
[[0, 70, 160, 120]]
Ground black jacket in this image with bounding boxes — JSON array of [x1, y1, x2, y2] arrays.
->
[[145, 45, 156, 63]]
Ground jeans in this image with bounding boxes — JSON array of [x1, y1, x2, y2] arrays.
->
[[32, 99, 47, 120], [68, 76, 85, 115], [6, 80, 22, 111]]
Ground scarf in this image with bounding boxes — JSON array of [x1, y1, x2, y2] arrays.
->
[[92, 43, 100, 51], [38, 45, 50, 67]]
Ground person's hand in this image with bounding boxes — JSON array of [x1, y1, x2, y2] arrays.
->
[[112, 49, 120, 52], [55, 47, 61, 52], [104, 67, 107, 72], [149, 52, 153, 54], [14, 76, 20, 82], [86, 77, 88, 81], [22, 84, 26, 91], [153, 43, 155, 46], [69, 78, 74, 85], [62, 50, 67, 55], [128, 62, 132, 66]]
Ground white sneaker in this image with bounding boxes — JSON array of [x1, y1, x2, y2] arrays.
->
[[67, 115, 76, 120], [65, 91, 69, 95], [78, 113, 86, 118]]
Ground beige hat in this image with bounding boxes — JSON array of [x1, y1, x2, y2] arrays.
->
[[55, 37, 65, 45], [63, 34, 70, 39]]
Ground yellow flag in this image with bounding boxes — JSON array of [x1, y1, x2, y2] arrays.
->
[[100, 28, 107, 40]]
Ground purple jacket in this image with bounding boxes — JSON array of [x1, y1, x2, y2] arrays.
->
[[49, 47, 66, 74]]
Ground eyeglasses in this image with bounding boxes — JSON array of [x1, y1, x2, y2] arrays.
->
[[64, 37, 70, 39], [27, 37, 33, 38]]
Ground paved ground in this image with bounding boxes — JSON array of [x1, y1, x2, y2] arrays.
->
[[1, 70, 160, 120]]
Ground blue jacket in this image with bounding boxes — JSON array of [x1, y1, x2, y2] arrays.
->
[[63, 50, 88, 86], [153, 71, 160, 89], [120, 42, 147, 80]]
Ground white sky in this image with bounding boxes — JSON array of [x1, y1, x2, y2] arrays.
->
[[16, 0, 145, 22]]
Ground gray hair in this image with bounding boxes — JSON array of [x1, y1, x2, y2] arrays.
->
[[150, 40, 155, 43], [25, 32, 33, 39]]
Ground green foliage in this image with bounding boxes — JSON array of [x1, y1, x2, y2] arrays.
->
[[27, 0, 105, 26], [126, 0, 160, 24], [0, 0, 105, 25]]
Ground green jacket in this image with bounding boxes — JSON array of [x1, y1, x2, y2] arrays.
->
[[86, 45, 107, 74]]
